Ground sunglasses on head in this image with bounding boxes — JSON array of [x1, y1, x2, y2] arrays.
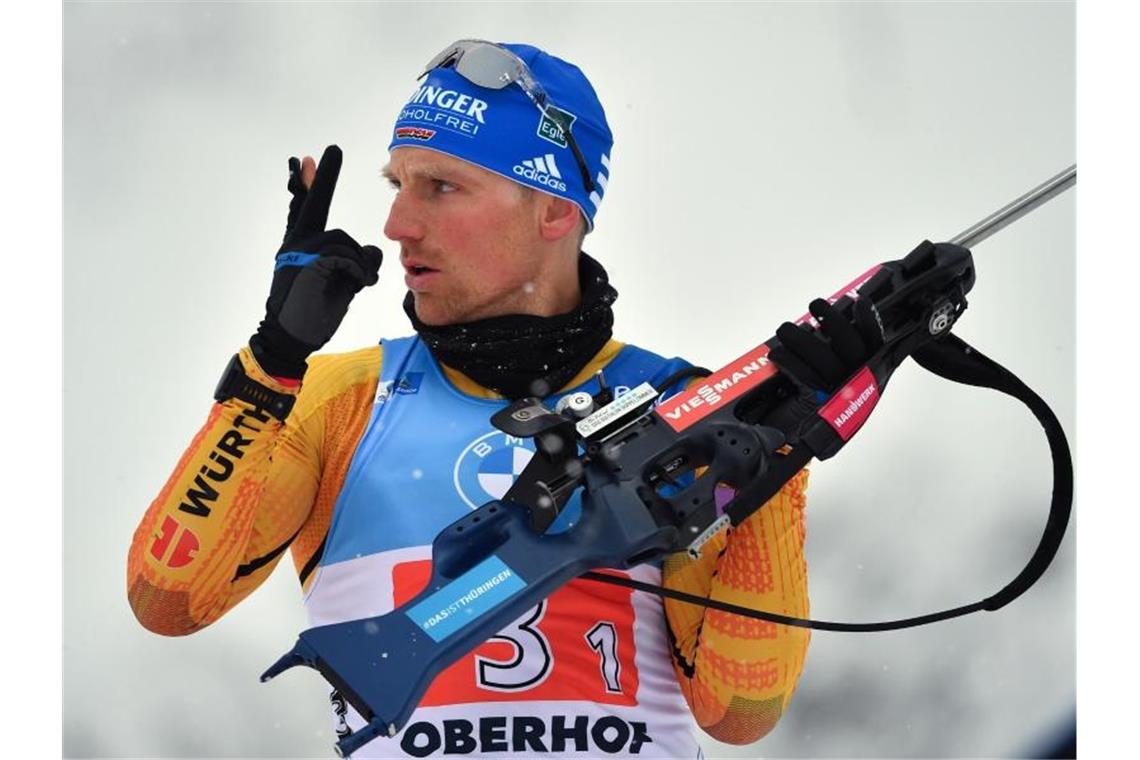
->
[[420, 39, 596, 194]]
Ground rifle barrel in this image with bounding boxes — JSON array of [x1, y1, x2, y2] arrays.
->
[[950, 165, 1076, 249]]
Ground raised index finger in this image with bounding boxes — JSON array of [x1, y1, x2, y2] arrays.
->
[[295, 144, 343, 235]]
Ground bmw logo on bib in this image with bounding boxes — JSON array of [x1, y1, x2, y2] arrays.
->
[[452, 431, 537, 509]]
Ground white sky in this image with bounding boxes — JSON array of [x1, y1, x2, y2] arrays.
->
[[6, 1, 1137, 758]]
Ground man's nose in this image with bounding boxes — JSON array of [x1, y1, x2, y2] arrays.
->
[[384, 191, 426, 243]]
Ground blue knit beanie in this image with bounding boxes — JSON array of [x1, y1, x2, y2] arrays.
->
[[389, 42, 613, 231]]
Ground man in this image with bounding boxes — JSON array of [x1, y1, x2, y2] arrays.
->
[[128, 40, 825, 757]]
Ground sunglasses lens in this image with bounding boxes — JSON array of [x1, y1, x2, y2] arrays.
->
[[452, 44, 518, 90], [421, 44, 462, 78]]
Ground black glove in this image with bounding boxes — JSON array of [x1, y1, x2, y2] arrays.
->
[[249, 145, 383, 378], [768, 296, 885, 395]]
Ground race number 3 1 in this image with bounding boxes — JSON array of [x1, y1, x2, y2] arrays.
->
[[393, 562, 640, 706]]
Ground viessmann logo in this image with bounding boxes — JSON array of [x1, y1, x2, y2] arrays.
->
[[655, 344, 778, 432]]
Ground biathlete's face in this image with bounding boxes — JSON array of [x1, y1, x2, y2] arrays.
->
[[383, 146, 548, 326]]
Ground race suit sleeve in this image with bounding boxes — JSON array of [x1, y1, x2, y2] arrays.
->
[[127, 343, 381, 635], [662, 466, 811, 745]]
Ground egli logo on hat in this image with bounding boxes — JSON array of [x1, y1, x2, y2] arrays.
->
[[537, 105, 576, 149]]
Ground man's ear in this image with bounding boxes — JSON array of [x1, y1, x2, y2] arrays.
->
[[538, 195, 582, 242]]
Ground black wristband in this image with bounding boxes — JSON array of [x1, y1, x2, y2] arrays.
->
[[214, 353, 297, 421]]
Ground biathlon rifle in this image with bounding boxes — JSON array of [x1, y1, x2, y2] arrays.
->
[[262, 165, 1076, 758]]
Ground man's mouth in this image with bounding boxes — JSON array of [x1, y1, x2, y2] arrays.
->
[[404, 261, 441, 289]]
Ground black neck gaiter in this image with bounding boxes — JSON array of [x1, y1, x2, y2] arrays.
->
[[403, 252, 618, 400]]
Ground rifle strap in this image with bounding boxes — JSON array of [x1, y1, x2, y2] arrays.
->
[[583, 334, 1073, 632]]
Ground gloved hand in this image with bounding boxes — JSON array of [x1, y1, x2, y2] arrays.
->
[[768, 296, 885, 395], [249, 145, 383, 378]]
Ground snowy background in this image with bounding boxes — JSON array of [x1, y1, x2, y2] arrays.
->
[[64, 2, 1074, 758]]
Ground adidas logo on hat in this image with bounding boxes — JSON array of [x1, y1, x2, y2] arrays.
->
[[513, 153, 568, 193]]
